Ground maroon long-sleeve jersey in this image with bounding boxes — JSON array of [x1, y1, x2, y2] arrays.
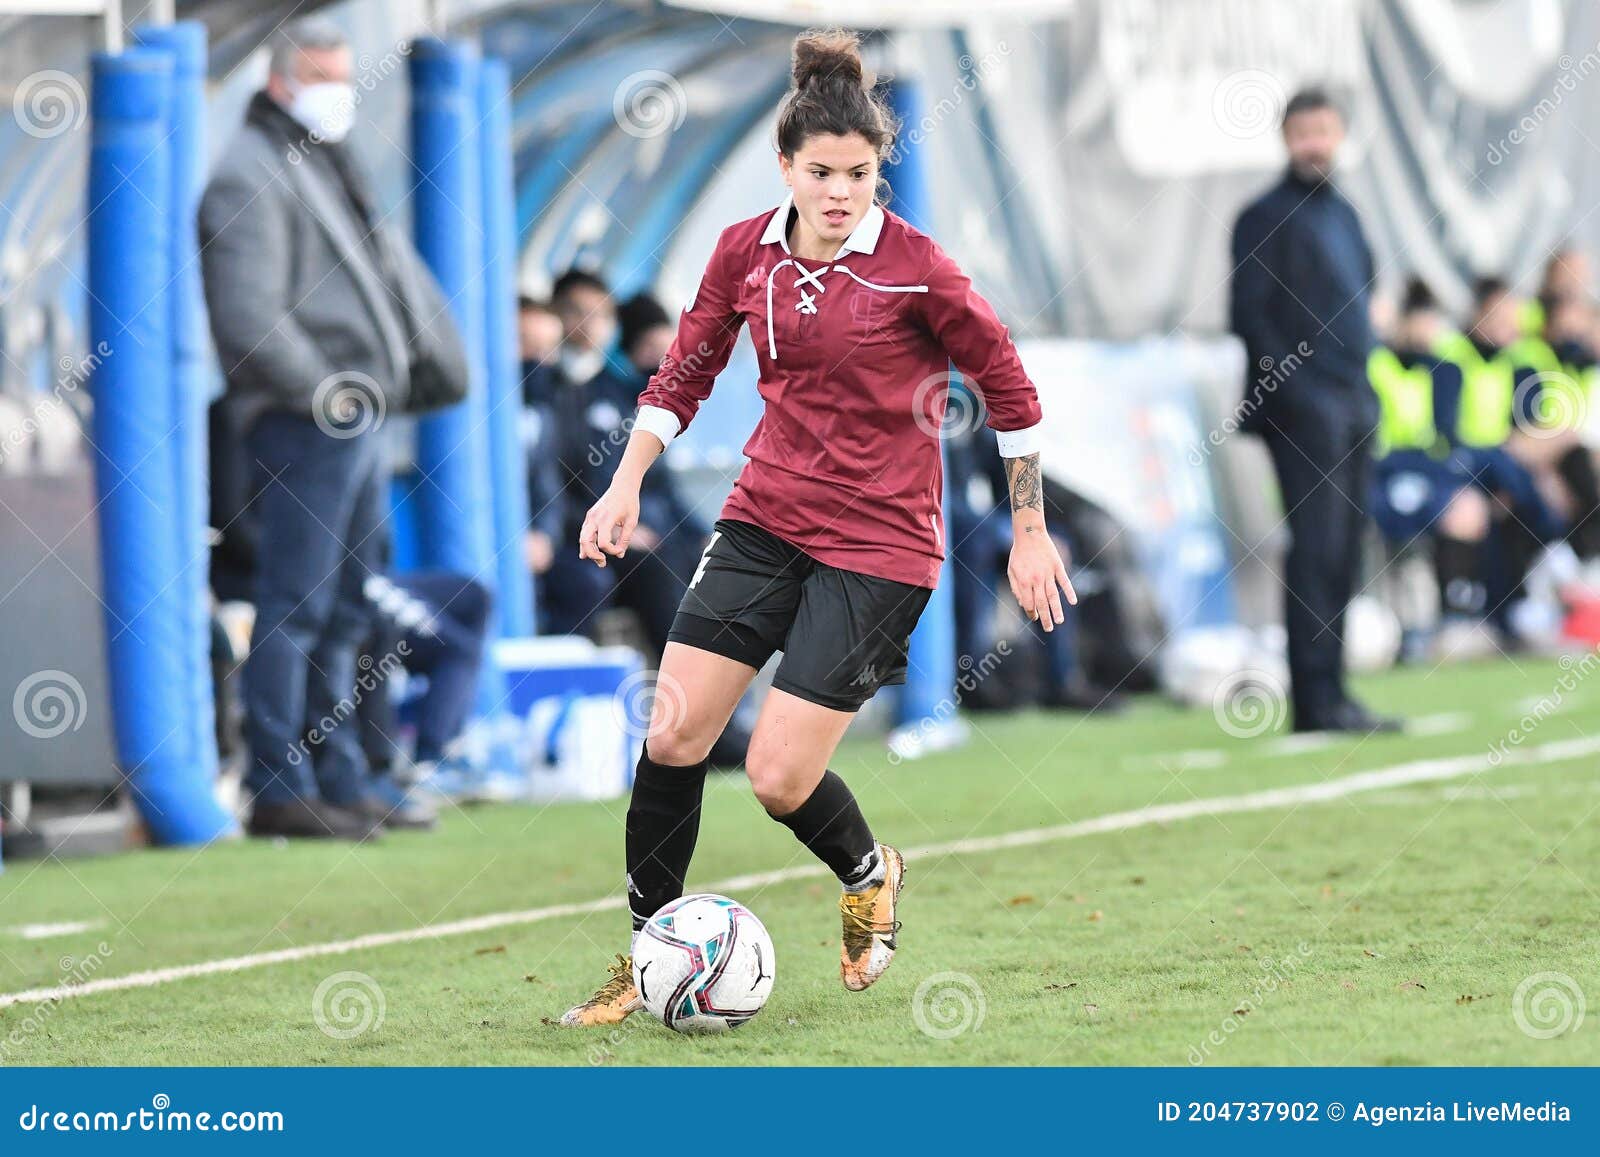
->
[[635, 195, 1042, 589]]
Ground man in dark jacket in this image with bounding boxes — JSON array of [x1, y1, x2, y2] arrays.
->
[[200, 17, 464, 839], [1229, 89, 1399, 733]]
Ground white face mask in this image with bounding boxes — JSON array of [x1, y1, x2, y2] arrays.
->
[[287, 79, 356, 143]]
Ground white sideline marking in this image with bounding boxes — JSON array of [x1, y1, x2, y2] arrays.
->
[[3, 733, 1599, 1009], [3, 921, 103, 941]]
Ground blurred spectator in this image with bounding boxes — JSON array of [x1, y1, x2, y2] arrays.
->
[[519, 298, 565, 593], [1439, 278, 1600, 564], [1522, 247, 1593, 336], [199, 17, 464, 840], [1368, 278, 1558, 656], [1229, 88, 1396, 733]]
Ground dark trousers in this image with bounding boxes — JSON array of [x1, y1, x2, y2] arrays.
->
[[1261, 400, 1374, 722], [359, 572, 491, 769], [244, 414, 385, 806]]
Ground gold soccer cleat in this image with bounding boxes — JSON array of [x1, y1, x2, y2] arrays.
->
[[839, 844, 904, 992], [557, 954, 641, 1027]]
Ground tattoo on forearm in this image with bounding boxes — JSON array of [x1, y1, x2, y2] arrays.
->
[[1006, 453, 1043, 520]]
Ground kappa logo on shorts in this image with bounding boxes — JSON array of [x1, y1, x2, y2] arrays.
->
[[852, 664, 879, 687]]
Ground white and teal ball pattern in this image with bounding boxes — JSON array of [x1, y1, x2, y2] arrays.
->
[[633, 894, 775, 1034]]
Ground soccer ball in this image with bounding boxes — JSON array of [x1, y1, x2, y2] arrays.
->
[[633, 894, 775, 1034]]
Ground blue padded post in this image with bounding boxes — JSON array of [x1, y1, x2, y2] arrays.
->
[[478, 57, 534, 638], [135, 20, 217, 788], [408, 40, 496, 586], [884, 77, 958, 727], [88, 48, 234, 843]]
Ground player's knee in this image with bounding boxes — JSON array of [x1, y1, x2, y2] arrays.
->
[[744, 739, 809, 815], [644, 714, 713, 768]]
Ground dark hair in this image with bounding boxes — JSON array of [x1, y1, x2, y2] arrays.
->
[[617, 293, 671, 355], [551, 268, 610, 304], [1282, 87, 1340, 127], [1472, 275, 1510, 308], [518, 295, 555, 315], [1398, 276, 1436, 317], [775, 30, 898, 166]]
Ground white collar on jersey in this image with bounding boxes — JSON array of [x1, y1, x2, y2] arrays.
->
[[760, 192, 884, 257]]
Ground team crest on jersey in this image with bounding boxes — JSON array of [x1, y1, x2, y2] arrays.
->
[[850, 290, 887, 330]]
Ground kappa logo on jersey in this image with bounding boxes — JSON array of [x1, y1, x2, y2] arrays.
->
[[744, 264, 768, 289]]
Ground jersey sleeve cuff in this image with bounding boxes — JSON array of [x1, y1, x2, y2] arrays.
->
[[994, 422, 1042, 458], [634, 404, 682, 449]]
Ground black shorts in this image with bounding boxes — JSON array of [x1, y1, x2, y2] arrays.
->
[[667, 519, 933, 712]]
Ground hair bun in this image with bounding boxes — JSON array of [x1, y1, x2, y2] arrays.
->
[[792, 29, 866, 91]]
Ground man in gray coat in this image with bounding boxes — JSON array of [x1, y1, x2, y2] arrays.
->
[[200, 17, 465, 839]]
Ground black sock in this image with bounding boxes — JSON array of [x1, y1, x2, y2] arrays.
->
[[625, 747, 709, 931], [1556, 446, 1600, 559], [769, 770, 880, 888], [1433, 534, 1484, 615]]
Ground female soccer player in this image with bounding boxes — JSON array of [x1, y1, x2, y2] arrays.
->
[[560, 29, 1073, 1026]]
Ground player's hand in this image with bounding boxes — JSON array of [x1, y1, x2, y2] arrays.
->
[[579, 485, 640, 568], [1007, 529, 1076, 632]]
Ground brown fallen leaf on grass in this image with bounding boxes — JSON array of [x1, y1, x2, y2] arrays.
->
[[475, 945, 506, 956], [1130, 876, 1146, 886], [1399, 979, 1427, 991], [1083, 1003, 1100, 1015], [1340, 981, 1356, 991], [1362, 948, 1382, 959], [1088, 910, 1103, 922], [1236, 944, 1253, 953], [524, 974, 555, 987], [1319, 884, 1335, 898], [1044, 982, 1079, 991], [1456, 993, 1492, 1005], [1008, 894, 1035, 906], [1233, 1007, 1251, 1017]]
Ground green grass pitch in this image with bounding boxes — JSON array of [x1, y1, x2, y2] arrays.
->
[[1, 658, 1596, 1066]]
